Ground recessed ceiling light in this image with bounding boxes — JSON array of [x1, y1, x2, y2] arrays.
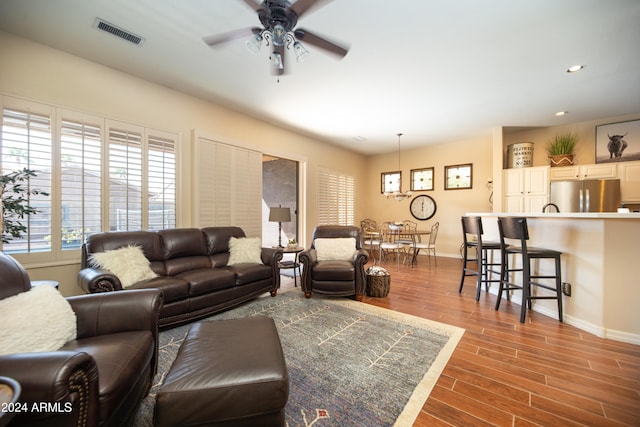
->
[[566, 65, 584, 73], [555, 111, 568, 116]]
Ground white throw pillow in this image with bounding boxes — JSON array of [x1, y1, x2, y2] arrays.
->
[[228, 237, 263, 265], [89, 245, 157, 288], [314, 237, 356, 261], [0, 285, 77, 356]]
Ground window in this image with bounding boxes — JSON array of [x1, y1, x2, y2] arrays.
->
[[1, 106, 52, 253], [147, 134, 176, 230], [318, 167, 354, 226], [410, 167, 434, 191], [108, 124, 144, 231], [60, 116, 102, 249], [0, 97, 177, 258], [381, 171, 401, 194]]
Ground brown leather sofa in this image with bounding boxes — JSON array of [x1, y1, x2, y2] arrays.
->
[[299, 225, 369, 301], [78, 226, 283, 329], [0, 252, 162, 427]]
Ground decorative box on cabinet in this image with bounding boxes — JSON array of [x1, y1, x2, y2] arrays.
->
[[618, 161, 640, 202], [549, 163, 617, 181], [503, 166, 549, 213]]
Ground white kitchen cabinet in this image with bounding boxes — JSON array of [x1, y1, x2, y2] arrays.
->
[[503, 166, 549, 213], [549, 163, 618, 180], [618, 160, 640, 202]]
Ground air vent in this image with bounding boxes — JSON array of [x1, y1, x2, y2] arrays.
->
[[94, 18, 145, 46]]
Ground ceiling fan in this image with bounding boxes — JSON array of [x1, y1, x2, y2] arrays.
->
[[203, 0, 349, 75]]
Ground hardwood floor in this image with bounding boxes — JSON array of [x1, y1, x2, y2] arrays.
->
[[283, 255, 640, 426], [367, 256, 640, 426]]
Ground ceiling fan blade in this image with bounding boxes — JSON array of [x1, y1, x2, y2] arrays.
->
[[271, 44, 286, 76], [203, 27, 261, 47], [294, 28, 349, 58], [290, 0, 332, 19], [240, 0, 263, 12]]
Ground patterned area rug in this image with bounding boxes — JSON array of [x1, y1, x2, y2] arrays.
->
[[132, 291, 464, 427]]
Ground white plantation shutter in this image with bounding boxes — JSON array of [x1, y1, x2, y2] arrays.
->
[[318, 167, 354, 225], [1, 96, 178, 258], [147, 133, 176, 230], [0, 106, 53, 253], [107, 123, 143, 231], [193, 136, 261, 237], [60, 115, 102, 249]]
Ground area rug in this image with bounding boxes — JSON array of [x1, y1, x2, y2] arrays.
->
[[132, 291, 464, 427]]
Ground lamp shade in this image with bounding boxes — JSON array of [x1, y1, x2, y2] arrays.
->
[[269, 207, 291, 223]]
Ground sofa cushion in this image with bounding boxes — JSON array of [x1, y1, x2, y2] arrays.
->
[[130, 276, 189, 303], [202, 226, 246, 255], [158, 228, 207, 259], [61, 330, 154, 422], [226, 263, 272, 285], [87, 231, 163, 262], [312, 260, 355, 281], [164, 256, 211, 276], [178, 268, 236, 297], [0, 285, 77, 355], [228, 237, 262, 265], [314, 238, 356, 261]]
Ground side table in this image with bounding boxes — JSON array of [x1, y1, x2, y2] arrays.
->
[[31, 280, 60, 289], [278, 246, 303, 287]]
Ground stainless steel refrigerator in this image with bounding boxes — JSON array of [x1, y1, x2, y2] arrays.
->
[[549, 179, 621, 213]]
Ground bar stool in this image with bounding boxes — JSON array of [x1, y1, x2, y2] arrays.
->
[[496, 217, 563, 323], [459, 216, 502, 301]]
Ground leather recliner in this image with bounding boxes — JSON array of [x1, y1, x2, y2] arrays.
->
[[299, 225, 369, 301], [0, 252, 162, 427]]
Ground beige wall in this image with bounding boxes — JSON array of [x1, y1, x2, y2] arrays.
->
[[502, 114, 640, 168], [363, 135, 495, 258], [2, 31, 638, 296], [0, 32, 366, 295]]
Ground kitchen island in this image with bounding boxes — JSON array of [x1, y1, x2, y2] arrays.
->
[[468, 212, 640, 344]]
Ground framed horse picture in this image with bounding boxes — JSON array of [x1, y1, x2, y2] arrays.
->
[[595, 119, 640, 163]]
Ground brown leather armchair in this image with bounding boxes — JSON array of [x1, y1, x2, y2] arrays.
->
[[0, 253, 162, 427], [299, 226, 369, 301]]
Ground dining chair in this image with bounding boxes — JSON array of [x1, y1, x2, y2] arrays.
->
[[379, 222, 405, 269], [360, 218, 381, 264], [411, 222, 439, 266], [396, 219, 417, 255]]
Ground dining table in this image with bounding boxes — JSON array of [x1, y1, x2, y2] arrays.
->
[[368, 224, 431, 267]]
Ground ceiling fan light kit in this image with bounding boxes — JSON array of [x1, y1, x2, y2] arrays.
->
[[203, 0, 349, 75]]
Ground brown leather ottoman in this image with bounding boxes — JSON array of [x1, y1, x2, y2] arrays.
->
[[154, 317, 289, 427]]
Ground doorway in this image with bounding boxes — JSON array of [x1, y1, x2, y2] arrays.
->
[[262, 155, 298, 247]]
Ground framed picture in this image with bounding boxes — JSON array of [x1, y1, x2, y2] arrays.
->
[[595, 119, 640, 163], [410, 167, 434, 191], [445, 163, 472, 190], [381, 171, 401, 193]]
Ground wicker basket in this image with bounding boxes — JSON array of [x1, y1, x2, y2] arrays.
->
[[367, 272, 390, 297]]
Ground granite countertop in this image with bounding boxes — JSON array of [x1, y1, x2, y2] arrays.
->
[[466, 212, 640, 219]]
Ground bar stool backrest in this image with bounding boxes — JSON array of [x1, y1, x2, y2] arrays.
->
[[497, 217, 529, 251], [461, 216, 481, 241]]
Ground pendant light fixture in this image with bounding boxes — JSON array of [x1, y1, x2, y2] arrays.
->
[[384, 133, 413, 201]]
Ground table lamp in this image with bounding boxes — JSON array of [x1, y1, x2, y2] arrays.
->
[[269, 205, 291, 248]]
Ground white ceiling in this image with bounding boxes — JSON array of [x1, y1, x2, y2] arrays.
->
[[1, 0, 639, 154]]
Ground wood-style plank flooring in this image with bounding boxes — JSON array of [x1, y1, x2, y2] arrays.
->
[[282, 255, 640, 426]]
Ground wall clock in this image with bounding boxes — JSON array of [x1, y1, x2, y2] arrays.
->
[[409, 195, 437, 220]]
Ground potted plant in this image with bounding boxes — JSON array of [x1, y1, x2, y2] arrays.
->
[[1, 168, 49, 243], [287, 238, 298, 249], [547, 133, 577, 167]]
